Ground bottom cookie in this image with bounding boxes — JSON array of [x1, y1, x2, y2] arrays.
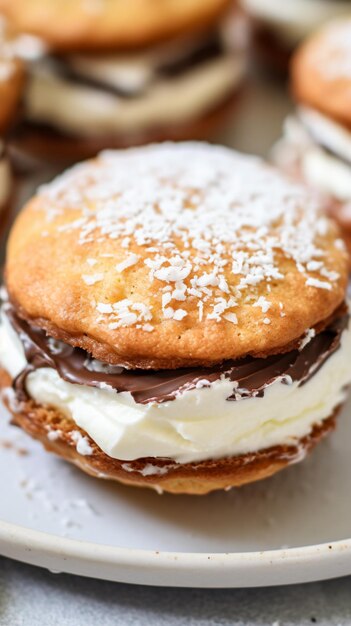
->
[[0, 368, 338, 495]]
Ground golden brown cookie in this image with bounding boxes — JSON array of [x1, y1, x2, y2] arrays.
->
[[5, 143, 348, 368], [292, 19, 351, 128], [0, 0, 231, 51], [1, 143, 350, 495]]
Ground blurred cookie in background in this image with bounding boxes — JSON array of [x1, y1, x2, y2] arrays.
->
[[0, 0, 236, 51], [0, 20, 25, 234], [273, 19, 351, 261], [1, 0, 249, 162], [240, 0, 351, 75]]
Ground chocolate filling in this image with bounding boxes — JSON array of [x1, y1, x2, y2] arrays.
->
[[47, 32, 225, 99], [4, 305, 348, 405]]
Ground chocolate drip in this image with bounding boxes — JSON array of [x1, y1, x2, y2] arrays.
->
[[49, 33, 224, 99], [6, 305, 348, 405]]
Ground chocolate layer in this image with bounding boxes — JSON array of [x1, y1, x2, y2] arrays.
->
[[4, 304, 348, 405], [48, 32, 225, 99]]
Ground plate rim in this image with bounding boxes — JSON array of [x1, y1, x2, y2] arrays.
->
[[2, 517, 351, 587]]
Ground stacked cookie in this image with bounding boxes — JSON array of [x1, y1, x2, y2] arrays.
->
[[0, 4, 350, 497], [274, 20, 351, 259], [0, 21, 24, 232], [1, 142, 350, 494], [0, 0, 248, 161]]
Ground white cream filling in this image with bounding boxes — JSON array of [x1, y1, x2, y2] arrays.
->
[[302, 149, 351, 202], [242, 0, 351, 45], [0, 310, 350, 464], [299, 107, 351, 165], [274, 108, 351, 202], [24, 54, 245, 137]]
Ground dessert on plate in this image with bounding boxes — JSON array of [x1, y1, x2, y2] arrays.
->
[[0, 0, 248, 161], [273, 19, 351, 259], [0, 142, 350, 495], [240, 0, 351, 73]]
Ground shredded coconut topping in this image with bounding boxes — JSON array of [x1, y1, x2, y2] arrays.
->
[[82, 273, 104, 285], [71, 431, 93, 456], [38, 143, 340, 329], [253, 296, 271, 313], [299, 328, 316, 351], [306, 277, 332, 291], [115, 253, 140, 273], [96, 298, 153, 329]]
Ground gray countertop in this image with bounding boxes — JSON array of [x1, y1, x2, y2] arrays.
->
[[1, 557, 351, 626]]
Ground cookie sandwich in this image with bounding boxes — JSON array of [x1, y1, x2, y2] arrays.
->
[[1, 0, 248, 161], [0, 21, 25, 231], [240, 0, 351, 73], [1, 142, 350, 495], [273, 20, 351, 258]]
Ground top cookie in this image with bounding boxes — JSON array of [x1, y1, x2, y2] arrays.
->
[[292, 19, 351, 127], [5, 143, 348, 369], [0, 0, 231, 51]]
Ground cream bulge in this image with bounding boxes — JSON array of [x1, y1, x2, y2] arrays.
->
[[274, 107, 351, 202]]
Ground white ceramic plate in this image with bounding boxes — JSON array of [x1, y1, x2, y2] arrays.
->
[[1, 393, 351, 588], [2, 77, 350, 588]]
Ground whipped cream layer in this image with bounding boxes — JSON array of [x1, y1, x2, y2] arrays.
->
[[273, 107, 351, 203], [0, 305, 350, 464], [242, 0, 351, 45], [24, 22, 246, 137]]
